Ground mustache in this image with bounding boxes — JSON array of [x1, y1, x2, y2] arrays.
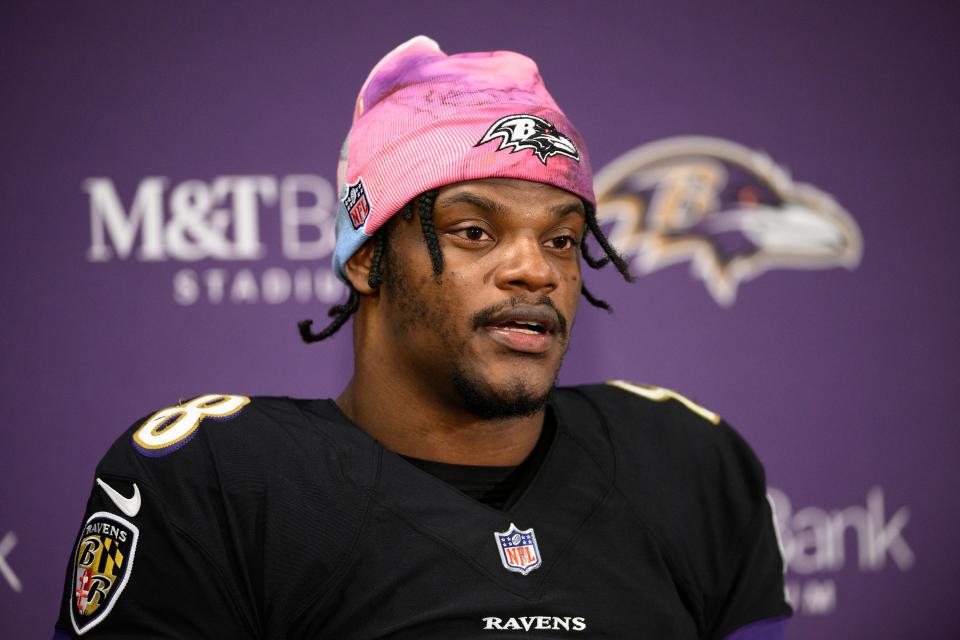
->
[[470, 295, 569, 337]]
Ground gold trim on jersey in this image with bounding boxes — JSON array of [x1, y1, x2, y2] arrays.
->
[[606, 380, 721, 425]]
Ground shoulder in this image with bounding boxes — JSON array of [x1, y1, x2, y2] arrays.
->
[[100, 393, 307, 463], [561, 382, 790, 631], [95, 393, 374, 502], [561, 379, 768, 531], [562, 380, 748, 468], [86, 393, 374, 560], [62, 395, 373, 635], [127, 393, 282, 456], [568, 379, 723, 433]]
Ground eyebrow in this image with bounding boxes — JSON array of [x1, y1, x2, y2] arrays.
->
[[436, 192, 585, 218]]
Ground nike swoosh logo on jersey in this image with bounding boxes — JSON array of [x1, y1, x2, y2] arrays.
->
[[96, 478, 141, 517]]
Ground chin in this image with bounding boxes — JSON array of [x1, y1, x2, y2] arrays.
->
[[451, 367, 555, 420]]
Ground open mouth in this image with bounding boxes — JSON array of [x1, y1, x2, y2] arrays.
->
[[494, 320, 549, 335], [479, 304, 560, 354]]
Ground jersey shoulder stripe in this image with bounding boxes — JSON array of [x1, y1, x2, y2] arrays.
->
[[605, 379, 721, 425]]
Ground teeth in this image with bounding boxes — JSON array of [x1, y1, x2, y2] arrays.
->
[[490, 319, 547, 335], [506, 327, 539, 335]]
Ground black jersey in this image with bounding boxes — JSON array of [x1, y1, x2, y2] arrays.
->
[[55, 382, 791, 638]]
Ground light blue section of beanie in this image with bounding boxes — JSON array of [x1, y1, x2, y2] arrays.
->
[[332, 196, 371, 283]]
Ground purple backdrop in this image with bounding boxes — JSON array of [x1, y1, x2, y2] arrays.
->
[[3, 1, 958, 637]]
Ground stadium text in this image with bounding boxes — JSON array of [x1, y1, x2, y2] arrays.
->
[[172, 267, 344, 305]]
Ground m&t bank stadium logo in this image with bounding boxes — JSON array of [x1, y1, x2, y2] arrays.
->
[[594, 137, 863, 305], [84, 175, 345, 306]]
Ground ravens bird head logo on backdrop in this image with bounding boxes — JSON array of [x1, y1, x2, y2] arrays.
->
[[594, 136, 863, 305]]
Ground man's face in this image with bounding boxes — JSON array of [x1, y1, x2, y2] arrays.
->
[[378, 178, 585, 419]]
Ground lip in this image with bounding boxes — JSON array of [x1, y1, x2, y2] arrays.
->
[[481, 304, 559, 354], [484, 305, 558, 334], [484, 325, 555, 354]]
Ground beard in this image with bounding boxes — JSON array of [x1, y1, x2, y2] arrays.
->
[[451, 293, 568, 419], [451, 361, 555, 420]]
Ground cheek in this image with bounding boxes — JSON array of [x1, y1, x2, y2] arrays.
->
[[385, 276, 435, 338], [389, 275, 465, 345], [433, 269, 491, 346], [561, 269, 581, 326], [564, 264, 581, 294]]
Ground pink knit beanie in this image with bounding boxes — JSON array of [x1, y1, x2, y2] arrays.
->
[[333, 36, 594, 279]]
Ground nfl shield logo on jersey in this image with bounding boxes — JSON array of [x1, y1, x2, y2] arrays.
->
[[494, 523, 542, 575], [70, 512, 139, 635]]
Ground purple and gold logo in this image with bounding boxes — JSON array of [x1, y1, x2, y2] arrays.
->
[[594, 136, 862, 305], [70, 512, 139, 635]]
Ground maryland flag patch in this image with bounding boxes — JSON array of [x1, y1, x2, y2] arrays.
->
[[70, 512, 139, 635]]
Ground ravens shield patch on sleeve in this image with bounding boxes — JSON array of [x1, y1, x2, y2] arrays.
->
[[69, 511, 139, 635]]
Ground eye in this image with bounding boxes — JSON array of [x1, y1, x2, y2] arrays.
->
[[452, 226, 491, 243], [547, 235, 579, 250]]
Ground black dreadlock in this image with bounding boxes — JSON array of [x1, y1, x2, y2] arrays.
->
[[580, 282, 611, 312], [583, 201, 634, 283], [297, 289, 359, 343], [416, 190, 443, 281], [298, 194, 632, 343]]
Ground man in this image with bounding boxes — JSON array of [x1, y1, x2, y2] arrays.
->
[[56, 36, 791, 638]]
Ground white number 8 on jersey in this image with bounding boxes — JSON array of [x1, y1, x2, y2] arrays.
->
[[132, 394, 249, 457]]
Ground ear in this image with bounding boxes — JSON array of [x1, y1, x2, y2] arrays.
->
[[343, 240, 378, 295]]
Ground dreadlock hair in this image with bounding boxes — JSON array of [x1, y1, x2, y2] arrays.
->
[[416, 190, 444, 281], [298, 193, 633, 343], [297, 289, 359, 343], [298, 196, 416, 344]]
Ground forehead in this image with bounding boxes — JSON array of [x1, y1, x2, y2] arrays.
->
[[434, 178, 585, 217]]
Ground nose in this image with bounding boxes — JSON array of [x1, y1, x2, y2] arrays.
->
[[494, 235, 558, 294]]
